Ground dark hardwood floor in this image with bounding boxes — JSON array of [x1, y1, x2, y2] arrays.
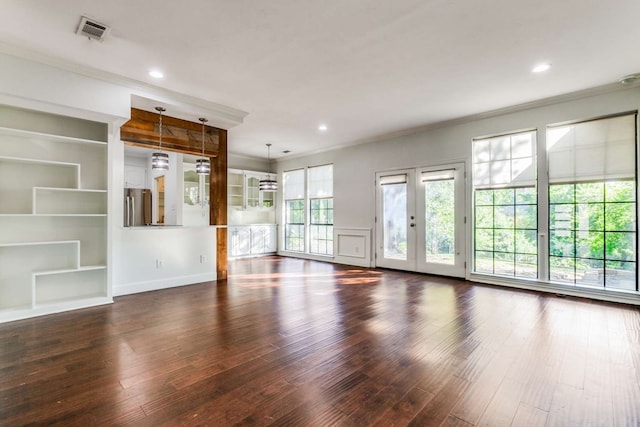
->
[[1, 256, 640, 426]]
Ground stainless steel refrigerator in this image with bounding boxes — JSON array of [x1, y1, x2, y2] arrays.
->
[[124, 188, 152, 227]]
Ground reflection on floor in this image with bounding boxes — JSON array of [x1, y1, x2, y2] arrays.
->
[[0, 255, 639, 425]]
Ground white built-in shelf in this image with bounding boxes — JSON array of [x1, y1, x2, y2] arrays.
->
[[0, 240, 80, 248], [0, 214, 107, 217], [0, 126, 107, 146], [33, 187, 107, 215], [0, 155, 81, 168], [33, 265, 106, 276], [0, 110, 109, 323], [34, 187, 107, 193]]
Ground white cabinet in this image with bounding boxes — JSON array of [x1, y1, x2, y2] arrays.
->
[[0, 110, 109, 323], [228, 169, 276, 210], [229, 225, 277, 258], [228, 170, 244, 209]]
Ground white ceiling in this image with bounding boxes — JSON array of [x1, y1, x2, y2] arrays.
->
[[1, 0, 639, 159]]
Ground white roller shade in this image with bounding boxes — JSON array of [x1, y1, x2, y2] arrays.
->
[[547, 114, 636, 183], [283, 169, 305, 200], [379, 174, 407, 185], [308, 164, 333, 198], [473, 131, 536, 188], [421, 169, 454, 182]]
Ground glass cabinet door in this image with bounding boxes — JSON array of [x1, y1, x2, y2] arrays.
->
[[246, 176, 260, 208]]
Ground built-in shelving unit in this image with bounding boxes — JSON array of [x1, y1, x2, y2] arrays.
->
[[0, 107, 109, 323]]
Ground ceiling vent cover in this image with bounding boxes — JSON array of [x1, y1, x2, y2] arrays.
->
[[76, 16, 110, 41]]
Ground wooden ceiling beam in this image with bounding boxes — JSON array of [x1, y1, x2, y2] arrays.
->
[[121, 108, 220, 157]]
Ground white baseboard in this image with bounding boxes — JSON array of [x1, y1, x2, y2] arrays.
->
[[113, 273, 216, 296]]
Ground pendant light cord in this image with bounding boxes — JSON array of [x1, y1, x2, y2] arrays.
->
[[155, 106, 166, 151]]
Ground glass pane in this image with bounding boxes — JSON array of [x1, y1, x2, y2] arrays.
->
[[550, 256, 575, 284], [576, 182, 603, 203], [475, 206, 493, 229], [494, 205, 515, 229], [515, 254, 537, 278], [515, 230, 537, 255], [425, 178, 455, 265], [494, 188, 515, 205], [605, 232, 635, 261], [549, 184, 574, 204], [475, 229, 494, 251], [475, 251, 493, 273], [516, 187, 536, 204], [383, 183, 407, 260], [605, 181, 635, 202], [495, 229, 515, 253], [576, 231, 604, 259], [605, 202, 636, 231], [550, 230, 575, 257], [550, 204, 574, 230], [605, 261, 636, 291], [575, 259, 605, 288], [475, 190, 493, 206], [495, 252, 515, 276], [515, 205, 537, 229], [575, 204, 604, 230]]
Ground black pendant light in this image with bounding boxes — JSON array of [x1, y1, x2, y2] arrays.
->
[[259, 143, 278, 191], [151, 106, 169, 170], [196, 118, 211, 175]]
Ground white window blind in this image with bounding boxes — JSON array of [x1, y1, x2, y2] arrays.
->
[[421, 169, 454, 182], [379, 174, 407, 185], [308, 164, 333, 198], [283, 169, 305, 200], [473, 131, 536, 188], [547, 114, 636, 183]]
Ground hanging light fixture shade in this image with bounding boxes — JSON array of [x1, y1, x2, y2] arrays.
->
[[259, 143, 278, 192], [196, 118, 211, 175], [151, 106, 169, 170]]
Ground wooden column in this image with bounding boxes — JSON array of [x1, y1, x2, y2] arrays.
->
[[212, 130, 228, 280]]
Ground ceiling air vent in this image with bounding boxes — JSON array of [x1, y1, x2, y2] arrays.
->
[[76, 16, 110, 41]]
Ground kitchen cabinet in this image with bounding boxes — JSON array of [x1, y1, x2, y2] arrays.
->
[[229, 225, 277, 258], [0, 107, 109, 323], [228, 169, 276, 210]]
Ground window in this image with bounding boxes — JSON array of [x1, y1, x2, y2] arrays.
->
[[547, 114, 637, 290], [308, 164, 334, 255], [283, 169, 305, 252], [283, 164, 334, 256], [473, 130, 537, 278]]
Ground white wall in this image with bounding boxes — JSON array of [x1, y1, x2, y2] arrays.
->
[[113, 226, 216, 296], [228, 152, 270, 171], [276, 86, 640, 303]]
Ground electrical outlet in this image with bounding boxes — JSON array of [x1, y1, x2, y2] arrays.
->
[[156, 259, 164, 268], [200, 255, 207, 264]]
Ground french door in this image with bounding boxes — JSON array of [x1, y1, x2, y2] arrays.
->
[[375, 163, 466, 277]]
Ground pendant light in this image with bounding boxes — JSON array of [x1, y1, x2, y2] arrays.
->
[[196, 118, 211, 175], [151, 106, 169, 170], [259, 143, 278, 191]]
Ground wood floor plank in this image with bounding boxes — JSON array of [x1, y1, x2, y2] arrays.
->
[[0, 256, 638, 425]]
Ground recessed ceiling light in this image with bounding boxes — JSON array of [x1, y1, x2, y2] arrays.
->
[[532, 63, 551, 73], [149, 70, 164, 79], [318, 124, 328, 132]]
